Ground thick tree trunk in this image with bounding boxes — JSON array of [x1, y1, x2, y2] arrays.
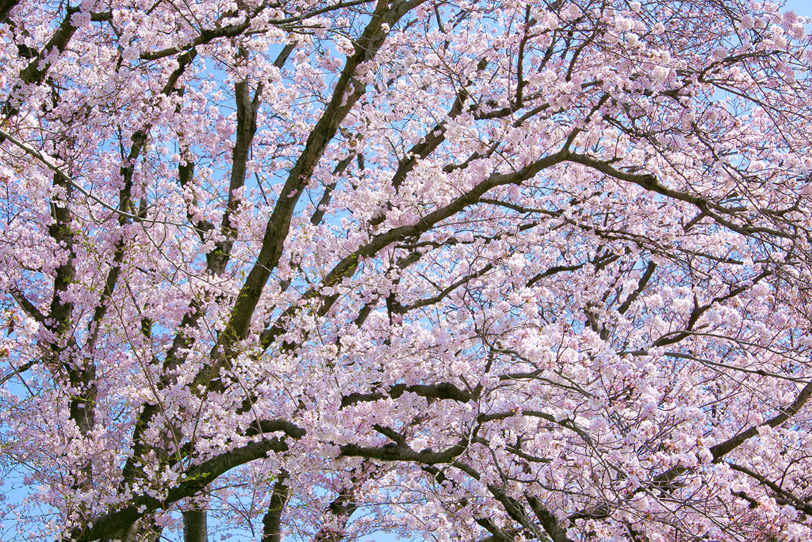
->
[[183, 509, 208, 542], [262, 475, 290, 542]]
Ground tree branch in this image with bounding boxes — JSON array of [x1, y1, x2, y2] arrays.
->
[[74, 437, 291, 542]]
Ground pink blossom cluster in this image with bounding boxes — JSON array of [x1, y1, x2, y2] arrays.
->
[[1, 0, 812, 541]]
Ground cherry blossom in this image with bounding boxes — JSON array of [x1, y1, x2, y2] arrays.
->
[[1, 0, 812, 541]]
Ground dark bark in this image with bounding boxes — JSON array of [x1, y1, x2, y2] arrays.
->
[[526, 495, 572, 542], [314, 476, 364, 542], [206, 78, 260, 274], [73, 437, 289, 542], [194, 0, 427, 389], [0, 0, 18, 24], [341, 381, 474, 408], [1, 6, 80, 124], [262, 474, 290, 542], [183, 509, 209, 542]]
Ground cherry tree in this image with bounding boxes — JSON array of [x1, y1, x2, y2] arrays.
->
[[2, 0, 812, 540]]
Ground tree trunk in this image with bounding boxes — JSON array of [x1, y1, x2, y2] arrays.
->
[[183, 509, 208, 542]]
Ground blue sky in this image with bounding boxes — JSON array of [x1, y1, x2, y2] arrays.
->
[[787, 0, 812, 17]]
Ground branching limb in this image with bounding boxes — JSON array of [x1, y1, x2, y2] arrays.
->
[[74, 436, 292, 542]]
